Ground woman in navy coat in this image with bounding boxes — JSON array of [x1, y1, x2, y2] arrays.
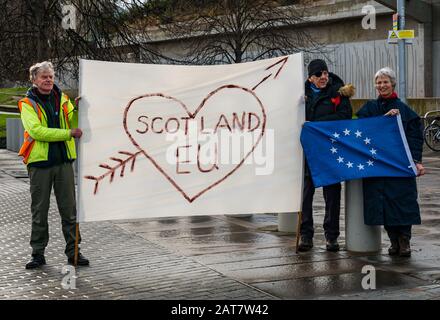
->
[[356, 67, 425, 257]]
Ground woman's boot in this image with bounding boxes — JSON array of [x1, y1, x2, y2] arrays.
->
[[398, 235, 411, 257], [388, 238, 400, 256]]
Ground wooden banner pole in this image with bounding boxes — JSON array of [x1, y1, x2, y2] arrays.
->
[[74, 222, 79, 267]]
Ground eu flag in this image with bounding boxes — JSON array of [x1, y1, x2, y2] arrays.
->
[[300, 115, 417, 187]]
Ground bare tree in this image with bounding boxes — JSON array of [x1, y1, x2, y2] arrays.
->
[[0, 0, 324, 85], [157, 0, 323, 64], [0, 0, 169, 84]]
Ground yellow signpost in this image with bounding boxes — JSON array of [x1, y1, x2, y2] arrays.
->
[[388, 17, 414, 44], [397, 30, 415, 39], [388, 30, 399, 44]]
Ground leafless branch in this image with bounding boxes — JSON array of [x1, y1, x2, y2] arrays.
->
[[159, 0, 325, 65]]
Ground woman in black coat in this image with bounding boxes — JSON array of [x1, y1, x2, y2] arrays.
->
[[356, 67, 425, 257]]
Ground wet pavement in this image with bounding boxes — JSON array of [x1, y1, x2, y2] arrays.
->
[[0, 148, 439, 300]]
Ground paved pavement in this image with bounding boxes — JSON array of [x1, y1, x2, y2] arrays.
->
[[0, 148, 439, 301]]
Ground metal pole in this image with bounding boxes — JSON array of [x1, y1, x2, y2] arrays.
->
[[397, 0, 407, 103], [74, 223, 79, 267]]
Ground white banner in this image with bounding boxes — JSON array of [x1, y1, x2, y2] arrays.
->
[[78, 53, 305, 222]]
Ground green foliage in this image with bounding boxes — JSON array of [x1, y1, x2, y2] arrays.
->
[[0, 113, 20, 138], [0, 87, 27, 105]]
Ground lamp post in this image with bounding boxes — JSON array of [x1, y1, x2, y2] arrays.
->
[[397, 0, 407, 103]]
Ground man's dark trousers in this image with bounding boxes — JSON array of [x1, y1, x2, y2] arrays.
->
[[28, 162, 81, 258], [301, 166, 341, 241]]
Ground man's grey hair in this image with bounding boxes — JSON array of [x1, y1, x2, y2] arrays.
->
[[374, 67, 396, 88], [29, 61, 55, 82]]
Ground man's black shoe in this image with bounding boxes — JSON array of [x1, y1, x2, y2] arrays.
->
[[326, 239, 340, 252], [298, 237, 313, 252], [25, 255, 46, 269], [67, 253, 90, 266]]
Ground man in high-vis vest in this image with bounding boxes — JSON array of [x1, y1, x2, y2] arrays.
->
[[19, 61, 89, 269]]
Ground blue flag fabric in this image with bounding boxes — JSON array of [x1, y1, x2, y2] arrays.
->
[[300, 115, 417, 187]]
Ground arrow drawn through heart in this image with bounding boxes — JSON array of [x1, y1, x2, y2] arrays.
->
[[84, 56, 289, 203]]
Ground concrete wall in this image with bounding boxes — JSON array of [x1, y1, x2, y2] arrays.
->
[[59, 0, 435, 99], [304, 35, 425, 99], [296, 7, 427, 98], [434, 41, 440, 97], [147, 4, 427, 99], [433, 3, 440, 97]]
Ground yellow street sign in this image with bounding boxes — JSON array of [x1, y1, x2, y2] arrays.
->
[[388, 30, 398, 44], [397, 30, 415, 39], [389, 31, 398, 39]]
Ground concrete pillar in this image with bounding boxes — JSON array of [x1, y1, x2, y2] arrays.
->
[[345, 180, 381, 253], [6, 118, 23, 153], [433, 3, 440, 96], [278, 212, 298, 233]]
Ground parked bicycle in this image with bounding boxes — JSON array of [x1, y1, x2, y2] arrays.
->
[[423, 111, 440, 152]]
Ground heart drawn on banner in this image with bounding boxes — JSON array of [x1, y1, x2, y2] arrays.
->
[[123, 84, 267, 203]]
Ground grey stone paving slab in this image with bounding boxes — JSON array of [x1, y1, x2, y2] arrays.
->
[[253, 271, 429, 300], [1, 149, 440, 300], [223, 258, 370, 283], [0, 186, 274, 300]]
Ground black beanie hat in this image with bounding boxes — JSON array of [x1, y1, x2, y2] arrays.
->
[[308, 59, 328, 77]]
